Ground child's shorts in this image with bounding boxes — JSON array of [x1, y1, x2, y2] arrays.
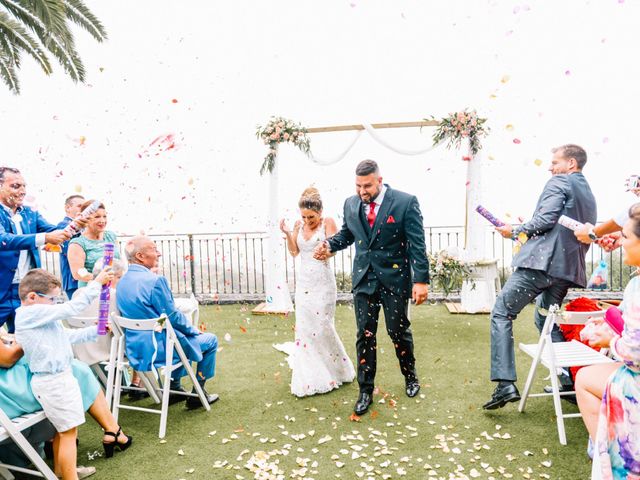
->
[[31, 368, 85, 432]]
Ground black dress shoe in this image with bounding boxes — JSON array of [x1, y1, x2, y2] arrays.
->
[[406, 381, 420, 398], [128, 389, 150, 401], [543, 385, 577, 405], [354, 392, 373, 416], [482, 382, 521, 410], [168, 386, 187, 405], [186, 392, 219, 410]]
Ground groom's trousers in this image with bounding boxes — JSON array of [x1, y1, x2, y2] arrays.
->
[[353, 283, 417, 394]]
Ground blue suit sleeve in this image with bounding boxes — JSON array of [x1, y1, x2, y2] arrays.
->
[[35, 211, 58, 233], [0, 222, 37, 251], [151, 276, 200, 337], [516, 176, 568, 237]]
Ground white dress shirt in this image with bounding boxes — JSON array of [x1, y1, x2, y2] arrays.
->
[[363, 184, 387, 217], [0, 203, 46, 284]]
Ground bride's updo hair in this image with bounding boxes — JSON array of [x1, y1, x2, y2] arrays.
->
[[298, 187, 323, 212]]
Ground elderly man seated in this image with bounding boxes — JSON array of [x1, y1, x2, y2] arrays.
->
[[116, 236, 218, 409]]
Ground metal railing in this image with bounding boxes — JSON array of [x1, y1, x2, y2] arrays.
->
[[40, 226, 633, 296]]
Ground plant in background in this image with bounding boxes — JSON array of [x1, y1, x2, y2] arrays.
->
[[429, 109, 489, 155], [428, 249, 473, 297], [0, 0, 107, 94], [256, 116, 311, 175]]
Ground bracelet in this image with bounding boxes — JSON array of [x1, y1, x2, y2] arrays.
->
[[77, 268, 89, 277]]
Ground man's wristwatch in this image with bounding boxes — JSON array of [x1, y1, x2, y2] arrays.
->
[[588, 228, 598, 241]]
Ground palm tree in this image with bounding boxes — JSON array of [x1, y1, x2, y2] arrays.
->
[[0, 0, 107, 94]]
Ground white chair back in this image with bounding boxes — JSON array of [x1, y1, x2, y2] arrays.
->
[[109, 313, 210, 438]]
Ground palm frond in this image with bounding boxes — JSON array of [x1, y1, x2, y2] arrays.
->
[[27, 0, 70, 40], [43, 31, 84, 81], [61, 0, 107, 41], [0, 53, 20, 93], [0, 0, 49, 33], [0, 10, 52, 73]]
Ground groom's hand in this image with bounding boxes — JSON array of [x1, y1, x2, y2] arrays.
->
[[412, 283, 429, 305]]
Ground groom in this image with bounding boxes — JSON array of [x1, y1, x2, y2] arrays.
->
[[314, 159, 430, 416]]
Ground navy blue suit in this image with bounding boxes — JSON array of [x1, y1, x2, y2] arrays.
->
[[56, 217, 78, 299], [327, 186, 430, 394], [0, 205, 57, 332], [116, 264, 217, 383]]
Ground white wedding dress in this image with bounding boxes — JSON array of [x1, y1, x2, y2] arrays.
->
[[274, 223, 355, 397]]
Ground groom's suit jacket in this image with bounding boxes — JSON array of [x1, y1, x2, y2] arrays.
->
[[327, 185, 430, 298]]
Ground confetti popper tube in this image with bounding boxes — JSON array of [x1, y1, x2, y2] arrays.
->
[[475, 205, 505, 227], [97, 242, 114, 336], [63, 199, 102, 236], [557, 215, 584, 231]]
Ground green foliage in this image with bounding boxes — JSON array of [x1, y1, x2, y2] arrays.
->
[[335, 271, 352, 292], [0, 0, 107, 94], [428, 250, 473, 296]]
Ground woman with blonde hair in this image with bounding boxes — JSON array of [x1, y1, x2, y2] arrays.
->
[[275, 187, 355, 397], [68, 200, 121, 288]]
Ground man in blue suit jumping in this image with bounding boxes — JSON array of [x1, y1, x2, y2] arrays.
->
[[117, 236, 219, 409], [0, 167, 74, 333]]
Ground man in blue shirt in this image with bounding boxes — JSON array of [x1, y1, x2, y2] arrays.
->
[[56, 195, 85, 299], [0, 167, 77, 333]]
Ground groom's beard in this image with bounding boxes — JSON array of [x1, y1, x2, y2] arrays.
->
[[359, 187, 381, 204]]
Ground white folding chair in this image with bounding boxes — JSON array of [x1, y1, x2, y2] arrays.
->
[[66, 316, 110, 389], [0, 408, 57, 480], [175, 294, 200, 327], [66, 315, 157, 409], [110, 314, 211, 438], [518, 305, 614, 445]]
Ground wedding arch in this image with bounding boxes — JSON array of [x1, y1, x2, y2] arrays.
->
[[255, 114, 493, 314]]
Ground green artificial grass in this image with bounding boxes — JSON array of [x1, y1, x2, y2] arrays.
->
[[77, 303, 591, 479]]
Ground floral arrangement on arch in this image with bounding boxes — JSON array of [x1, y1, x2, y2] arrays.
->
[[256, 116, 311, 175], [428, 248, 473, 297], [429, 109, 489, 155]]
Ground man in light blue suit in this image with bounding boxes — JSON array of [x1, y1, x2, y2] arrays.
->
[[0, 167, 73, 333], [116, 236, 219, 409]]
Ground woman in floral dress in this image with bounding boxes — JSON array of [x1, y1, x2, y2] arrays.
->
[[576, 203, 640, 479]]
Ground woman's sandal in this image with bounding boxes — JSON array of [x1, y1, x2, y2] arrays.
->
[[102, 427, 132, 458]]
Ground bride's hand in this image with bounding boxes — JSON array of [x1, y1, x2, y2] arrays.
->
[[279, 219, 290, 235], [294, 220, 302, 231]]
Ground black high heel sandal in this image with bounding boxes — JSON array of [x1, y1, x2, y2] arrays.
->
[[102, 427, 132, 458]]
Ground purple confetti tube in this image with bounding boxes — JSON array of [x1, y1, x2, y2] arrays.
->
[[63, 200, 102, 236], [475, 205, 505, 227], [97, 243, 115, 336]]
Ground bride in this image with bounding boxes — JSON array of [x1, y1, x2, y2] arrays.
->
[[275, 187, 355, 397]]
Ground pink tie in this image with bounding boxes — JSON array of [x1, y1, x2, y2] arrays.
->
[[367, 202, 377, 228]]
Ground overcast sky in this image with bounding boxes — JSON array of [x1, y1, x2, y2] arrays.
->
[[1, 0, 638, 235]]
